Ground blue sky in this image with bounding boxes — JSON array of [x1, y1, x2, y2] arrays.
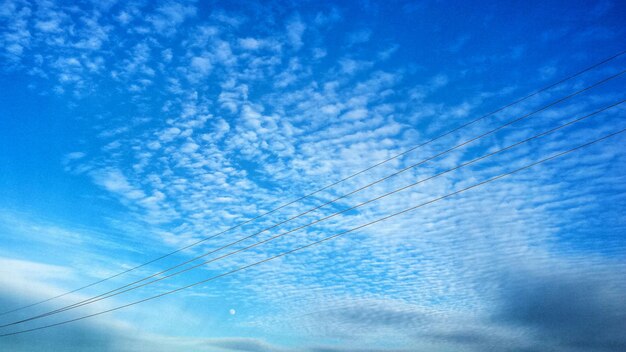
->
[[0, 0, 625, 351]]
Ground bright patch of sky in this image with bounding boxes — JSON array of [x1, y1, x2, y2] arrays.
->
[[0, 0, 625, 351]]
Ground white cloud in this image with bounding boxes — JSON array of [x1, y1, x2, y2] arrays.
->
[[238, 37, 262, 50], [148, 1, 197, 35], [286, 15, 305, 50], [191, 56, 212, 76], [347, 28, 372, 46], [377, 44, 398, 60], [64, 151, 86, 161], [115, 10, 132, 25], [180, 141, 199, 153], [0, 257, 74, 286], [159, 127, 182, 142], [92, 168, 145, 200], [339, 58, 373, 75]]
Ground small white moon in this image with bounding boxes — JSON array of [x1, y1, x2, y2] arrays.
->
[[229, 309, 236, 315]]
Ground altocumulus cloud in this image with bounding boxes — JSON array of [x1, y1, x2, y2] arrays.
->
[[0, 0, 625, 351]]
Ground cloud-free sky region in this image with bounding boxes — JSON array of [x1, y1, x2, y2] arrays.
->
[[0, 0, 625, 351]]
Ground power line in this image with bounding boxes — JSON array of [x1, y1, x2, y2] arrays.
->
[[2, 49, 624, 317], [2, 123, 624, 337], [3, 97, 623, 328], [3, 69, 624, 326]]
